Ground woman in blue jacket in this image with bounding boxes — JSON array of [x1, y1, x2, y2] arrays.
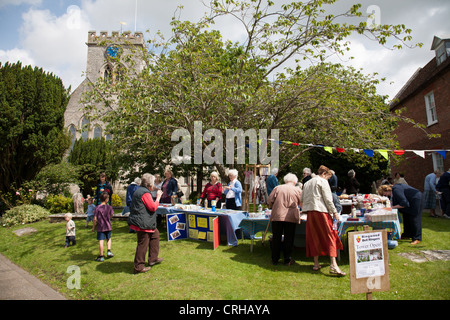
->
[[161, 169, 178, 204], [378, 184, 423, 245], [224, 169, 242, 210]]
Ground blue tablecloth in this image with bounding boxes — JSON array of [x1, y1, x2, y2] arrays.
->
[[240, 213, 401, 241], [158, 206, 247, 246], [337, 211, 401, 240], [239, 217, 271, 236]]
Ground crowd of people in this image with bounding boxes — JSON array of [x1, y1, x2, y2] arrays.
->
[[63, 165, 450, 275]]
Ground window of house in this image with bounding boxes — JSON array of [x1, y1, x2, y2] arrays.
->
[[424, 92, 438, 126], [432, 153, 445, 172], [435, 43, 447, 65]]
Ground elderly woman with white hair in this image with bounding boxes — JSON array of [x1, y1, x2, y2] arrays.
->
[[266, 173, 302, 266], [128, 173, 163, 274], [224, 169, 243, 210]]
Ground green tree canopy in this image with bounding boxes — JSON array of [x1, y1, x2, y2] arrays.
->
[[83, 0, 425, 181], [0, 61, 70, 193], [68, 137, 119, 197]]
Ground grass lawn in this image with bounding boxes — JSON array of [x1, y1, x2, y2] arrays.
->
[[0, 213, 449, 300]]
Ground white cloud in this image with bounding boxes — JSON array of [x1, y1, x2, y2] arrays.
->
[[18, 5, 91, 90], [2, 0, 446, 98], [0, 0, 41, 9], [0, 47, 35, 66]]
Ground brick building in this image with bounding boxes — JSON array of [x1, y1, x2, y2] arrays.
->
[[390, 35, 450, 191]]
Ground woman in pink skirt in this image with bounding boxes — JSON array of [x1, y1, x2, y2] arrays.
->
[[301, 165, 345, 276]]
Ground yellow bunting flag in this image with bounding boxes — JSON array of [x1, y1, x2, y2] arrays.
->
[[324, 147, 333, 154], [378, 150, 389, 160]]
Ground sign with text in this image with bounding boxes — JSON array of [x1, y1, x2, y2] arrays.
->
[[167, 212, 220, 250], [349, 229, 390, 295]]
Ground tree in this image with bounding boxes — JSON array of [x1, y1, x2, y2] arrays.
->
[[83, 0, 425, 181], [0, 61, 71, 194], [67, 137, 119, 197]]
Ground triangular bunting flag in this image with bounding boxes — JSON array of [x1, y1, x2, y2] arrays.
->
[[336, 147, 345, 153], [363, 149, 374, 157], [436, 150, 446, 159], [324, 147, 333, 154], [378, 150, 389, 160], [292, 143, 299, 146], [394, 150, 405, 155], [412, 150, 425, 158]]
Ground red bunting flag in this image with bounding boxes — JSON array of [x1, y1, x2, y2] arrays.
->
[[292, 143, 299, 146], [336, 147, 345, 153], [394, 150, 405, 155]]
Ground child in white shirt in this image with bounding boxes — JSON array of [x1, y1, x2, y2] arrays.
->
[[64, 213, 76, 248]]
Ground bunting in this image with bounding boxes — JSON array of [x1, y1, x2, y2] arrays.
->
[[267, 139, 449, 160]]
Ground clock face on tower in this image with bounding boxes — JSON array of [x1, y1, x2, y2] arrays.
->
[[106, 45, 120, 58]]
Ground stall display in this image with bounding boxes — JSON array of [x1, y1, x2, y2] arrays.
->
[[167, 212, 220, 250], [243, 164, 271, 212]]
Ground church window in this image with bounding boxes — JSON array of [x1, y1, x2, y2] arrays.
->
[[81, 117, 90, 141], [94, 125, 102, 139]]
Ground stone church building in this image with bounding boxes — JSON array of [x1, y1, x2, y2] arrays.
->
[[64, 31, 191, 200], [65, 30, 146, 146]]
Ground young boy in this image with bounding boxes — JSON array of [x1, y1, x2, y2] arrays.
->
[[64, 213, 76, 248], [85, 196, 96, 228], [92, 191, 114, 262]]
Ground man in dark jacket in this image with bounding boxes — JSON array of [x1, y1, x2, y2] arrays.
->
[[128, 173, 163, 274]]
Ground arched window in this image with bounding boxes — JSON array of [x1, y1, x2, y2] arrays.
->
[[68, 125, 76, 150], [94, 126, 102, 139], [81, 117, 90, 141], [103, 64, 113, 83]]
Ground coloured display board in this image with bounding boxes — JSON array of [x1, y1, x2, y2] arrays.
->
[[167, 212, 220, 250], [349, 228, 390, 297]]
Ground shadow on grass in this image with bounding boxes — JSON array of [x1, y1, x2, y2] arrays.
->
[[95, 260, 134, 274], [224, 239, 351, 275]]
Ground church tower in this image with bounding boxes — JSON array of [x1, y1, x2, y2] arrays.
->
[[65, 30, 146, 145]]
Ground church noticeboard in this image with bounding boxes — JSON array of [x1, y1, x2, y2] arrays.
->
[[348, 229, 390, 295], [167, 212, 220, 250]]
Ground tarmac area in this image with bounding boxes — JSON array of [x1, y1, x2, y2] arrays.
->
[[0, 253, 66, 300]]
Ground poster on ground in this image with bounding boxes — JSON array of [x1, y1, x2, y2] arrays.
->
[[349, 229, 390, 295]]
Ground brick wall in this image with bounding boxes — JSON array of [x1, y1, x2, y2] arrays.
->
[[391, 67, 450, 191]]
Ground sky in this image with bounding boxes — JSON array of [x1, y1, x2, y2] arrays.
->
[[0, 0, 449, 100]]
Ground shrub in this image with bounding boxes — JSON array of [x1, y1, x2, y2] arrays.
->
[[111, 194, 122, 207], [1, 205, 50, 227], [45, 195, 74, 214]]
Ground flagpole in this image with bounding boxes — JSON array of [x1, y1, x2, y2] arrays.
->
[[134, 0, 137, 32]]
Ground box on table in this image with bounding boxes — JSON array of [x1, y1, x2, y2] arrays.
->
[[364, 208, 397, 222]]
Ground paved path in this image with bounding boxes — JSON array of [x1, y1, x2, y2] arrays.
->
[[0, 253, 66, 300]]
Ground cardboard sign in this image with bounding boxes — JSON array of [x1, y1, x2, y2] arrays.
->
[[167, 212, 220, 250], [349, 229, 390, 295]]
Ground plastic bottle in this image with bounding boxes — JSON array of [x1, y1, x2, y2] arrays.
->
[[171, 192, 177, 206], [332, 218, 338, 231], [211, 200, 216, 212], [258, 204, 263, 213]]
